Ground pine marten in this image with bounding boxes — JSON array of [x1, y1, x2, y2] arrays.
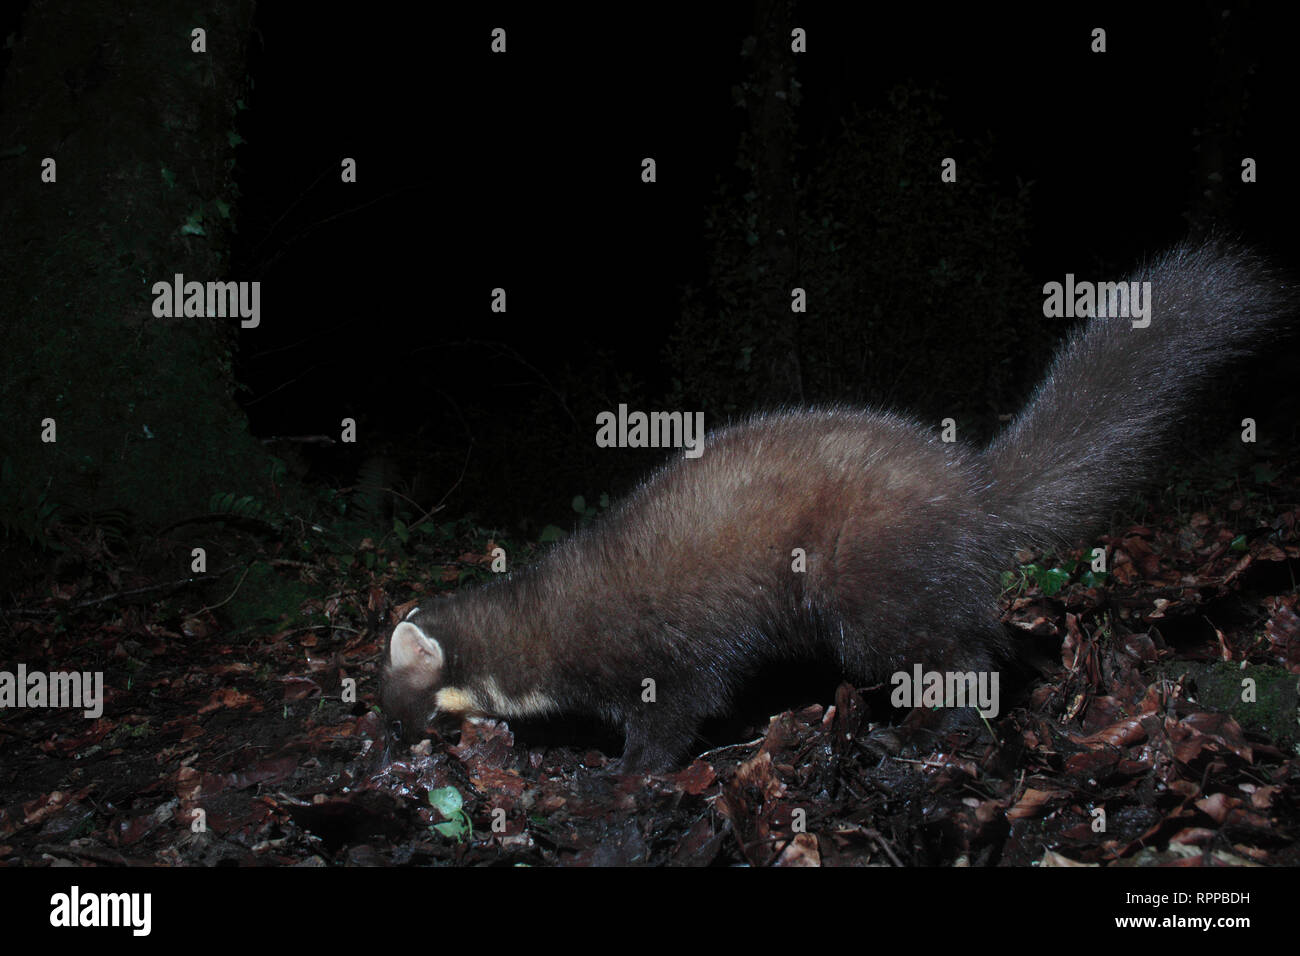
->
[[380, 239, 1293, 771]]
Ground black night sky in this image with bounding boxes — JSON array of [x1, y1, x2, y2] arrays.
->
[[204, 4, 1300, 526]]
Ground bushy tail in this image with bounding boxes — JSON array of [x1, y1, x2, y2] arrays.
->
[[983, 238, 1294, 552]]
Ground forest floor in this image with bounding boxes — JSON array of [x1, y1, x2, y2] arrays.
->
[[1, 488, 1298, 867]]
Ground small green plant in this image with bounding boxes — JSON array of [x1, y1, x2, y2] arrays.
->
[[1000, 556, 1105, 597], [210, 490, 266, 520], [428, 786, 472, 842], [572, 493, 611, 526], [538, 493, 613, 543], [209, 490, 284, 531]]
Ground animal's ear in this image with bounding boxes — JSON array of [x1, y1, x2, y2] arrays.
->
[[388, 622, 444, 687]]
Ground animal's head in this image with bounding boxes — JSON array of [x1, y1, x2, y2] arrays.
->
[[379, 610, 446, 746]]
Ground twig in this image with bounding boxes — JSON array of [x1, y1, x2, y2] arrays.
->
[[260, 434, 337, 445], [4, 570, 233, 616], [196, 564, 254, 615], [34, 843, 142, 866], [832, 823, 905, 867]]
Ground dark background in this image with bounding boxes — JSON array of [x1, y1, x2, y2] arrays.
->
[[234, 4, 1300, 529], [5, 1, 1298, 534]]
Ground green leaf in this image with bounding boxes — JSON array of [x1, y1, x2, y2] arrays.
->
[[571, 495, 586, 514], [432, 820, 465, 839], [538, 524, 565, 543], [1037, 567, 1069, 597], [428, 786, 463, 816]]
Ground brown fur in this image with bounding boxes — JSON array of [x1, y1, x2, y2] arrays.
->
[[381, 240, 1293, 771]]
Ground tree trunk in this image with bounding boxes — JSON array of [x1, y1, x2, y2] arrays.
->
[[0, 0, 265, 536]]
